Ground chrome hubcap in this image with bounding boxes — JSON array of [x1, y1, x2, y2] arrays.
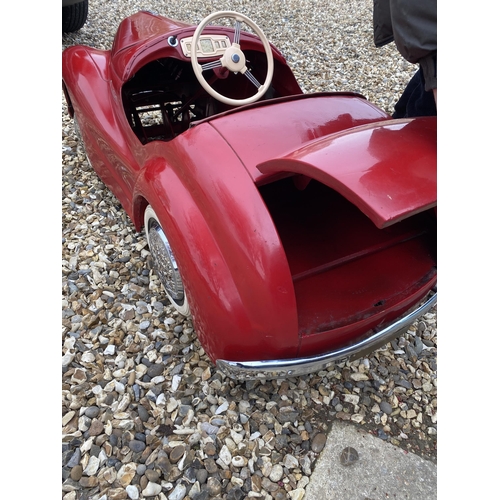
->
[[148, 220, 185, 304]]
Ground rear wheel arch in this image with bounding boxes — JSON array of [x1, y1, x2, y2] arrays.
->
[[132, 162, 299, 361]]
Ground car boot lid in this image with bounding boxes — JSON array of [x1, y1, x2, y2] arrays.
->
[[257, 117, 437, 229]]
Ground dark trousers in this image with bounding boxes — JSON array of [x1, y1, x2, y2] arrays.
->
[[393, 68, 437, 118]]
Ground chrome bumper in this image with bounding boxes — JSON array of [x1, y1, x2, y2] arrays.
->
[[216, 291, 437, 380]]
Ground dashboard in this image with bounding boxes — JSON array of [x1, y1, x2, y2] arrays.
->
[[180, 35, 232, 58]]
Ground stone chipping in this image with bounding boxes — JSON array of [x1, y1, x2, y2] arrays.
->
[[62, 1, 437, 499]]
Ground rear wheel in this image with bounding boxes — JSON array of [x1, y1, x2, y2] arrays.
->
[[62, 0, 88, 33], [144, 206, 190, 316]]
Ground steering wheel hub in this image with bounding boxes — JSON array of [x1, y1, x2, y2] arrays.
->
[[222, 46, 246, 72]]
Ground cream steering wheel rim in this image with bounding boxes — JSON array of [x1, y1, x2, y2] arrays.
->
[[190, 11, 274, 106]]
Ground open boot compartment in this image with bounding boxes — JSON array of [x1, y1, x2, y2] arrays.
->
[[258, 177, 437, 338]]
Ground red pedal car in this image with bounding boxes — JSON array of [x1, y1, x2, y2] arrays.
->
[[62, 10, 437, 379]]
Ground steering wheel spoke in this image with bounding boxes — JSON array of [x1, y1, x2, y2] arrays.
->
[[201, 59, 223, 72], [243, 68, 262, 89], [233, 20, 242, 45]]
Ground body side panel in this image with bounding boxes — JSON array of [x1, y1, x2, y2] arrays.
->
[[132, 124, 299, 361], [62, 46, 141, 215]]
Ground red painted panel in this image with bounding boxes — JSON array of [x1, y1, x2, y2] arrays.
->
[[257, 117, 437, 228], [111, 11, 190, 55], [208, 94, 391, 183]]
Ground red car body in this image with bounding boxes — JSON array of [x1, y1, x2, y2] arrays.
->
[[62, 11, 437, 379]]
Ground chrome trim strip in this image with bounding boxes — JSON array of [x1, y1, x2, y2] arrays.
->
[[216, 291, 437, 380]]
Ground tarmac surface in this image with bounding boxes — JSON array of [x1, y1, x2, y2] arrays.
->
[[304, 421, 437, 500]]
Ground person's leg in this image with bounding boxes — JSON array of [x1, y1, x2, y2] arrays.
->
[[392, 68, 437, 118]]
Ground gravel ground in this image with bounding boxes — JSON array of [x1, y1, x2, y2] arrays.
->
[[62, 1, 437, 499]]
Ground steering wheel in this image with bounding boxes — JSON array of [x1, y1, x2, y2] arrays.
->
[[190, 11, 274, 106]]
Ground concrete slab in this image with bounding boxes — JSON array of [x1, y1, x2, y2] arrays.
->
[[304, 422, 437, 500]]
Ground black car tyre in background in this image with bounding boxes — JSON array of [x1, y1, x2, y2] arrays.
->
[[62, 0, 89, 33]]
